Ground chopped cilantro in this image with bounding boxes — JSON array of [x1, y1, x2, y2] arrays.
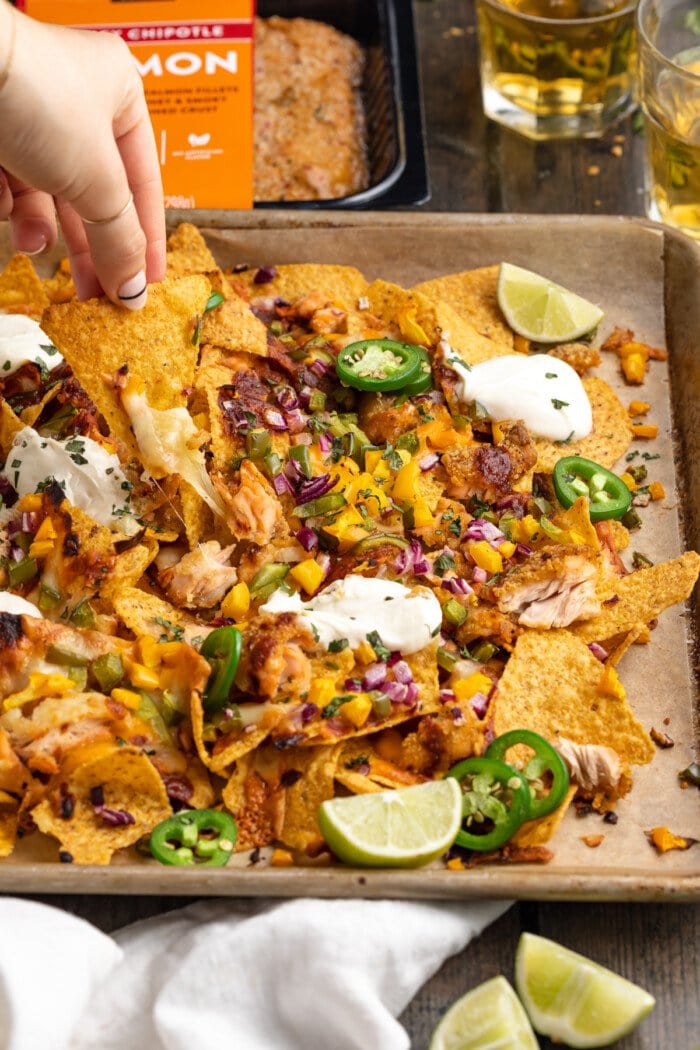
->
[[366, 630, 391, 661], [626, 451, 639, 462], [448, 519, 462, 537], [2, 361, 10, 371], [154, 616, 185, 643], [632, 551, 654, 569], [310, 623, 320, 643], [321, 695, 354, 720], [642, 452, 660, 461], [551, 399, 569, 410], [382, 444, 403, 472], [555, 431, 575, 446], [545, 372, 557, 379], [328, 638, 348, 653], [40, 344, 58, 356], [417, 404, 434, 422], [345, 754, 369, 769], [433, 552, 456, 576]]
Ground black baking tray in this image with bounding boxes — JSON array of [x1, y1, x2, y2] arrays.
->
[[255, 0, 429, 208]]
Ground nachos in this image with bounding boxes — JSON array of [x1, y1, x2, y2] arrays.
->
[[0, 225, 696, 868]]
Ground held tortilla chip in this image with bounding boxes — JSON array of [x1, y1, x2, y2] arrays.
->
[[412, 266, 515, 350], [233, 263, 368, 311], [42, 258, 76, 305], [0, 254, 50, 317], [31, 746, 171, 864], [41, 275, 211, 458], [492, 630, 654, 766], [532, 377, 632, 473], [571, 551, 700, 644]]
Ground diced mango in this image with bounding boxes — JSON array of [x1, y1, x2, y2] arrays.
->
[[341, 695, 373, 728], [631, 423, 659, 439], [619, 472, 636, 491], [127, 662, 160, 691], [354, 640, 377, 666], [413, 499, 436, 528], [468, 541, 503, 575], [28, 540, 55, 559], [2, 672, 74, 711], [453, 672, 492, 703], [34, 517, 57, 542], [111, 687, 142, 710], [270, 848, 294, 867], [290, 559, 325, 595], [221, 581, 250, 621], [499, 540, 516, 558], [628, 400, 650, 416], [621, 352, 647, 384], [649, 826, 691, 853], [18, 494, 42, 512], [308, 679, 337, 708], [137, 635, 162, 669], [598, 665, 626, 701], [649, 481, 665, 501], [364, 449, 384, 474], [511, 515, 540, 543], [446, 856, 466, 871], [392, 459, 419, 501]]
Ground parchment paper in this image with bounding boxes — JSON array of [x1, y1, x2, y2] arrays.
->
[[0, 213, 697, 900]]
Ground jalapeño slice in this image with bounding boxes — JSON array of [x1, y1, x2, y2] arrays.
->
[[200, 626, 242, 712], [446, 756, 531, 852], [401, 347, 433, 397], [486, 729, 570, 821], [552, 455, 632, 522], [336, 339, 421, 392], [150, 809, 237, 866]]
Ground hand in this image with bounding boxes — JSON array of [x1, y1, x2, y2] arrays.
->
[[0, 4, 165, 307]]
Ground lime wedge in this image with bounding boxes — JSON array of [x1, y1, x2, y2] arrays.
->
[[318, 778, 462, 868], [429, 975, 540, 1050], [497, 263, 604, 343], [515, 933, 655, 1048]]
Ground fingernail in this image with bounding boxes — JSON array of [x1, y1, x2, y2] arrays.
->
[[20, 239, 48, 257], [117, 271, 147, 311]]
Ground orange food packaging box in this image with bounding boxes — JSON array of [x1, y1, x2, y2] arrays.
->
[[21, 0, 254, 209]]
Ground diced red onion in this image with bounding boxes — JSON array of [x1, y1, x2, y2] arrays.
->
[[419, 452, 440, 471], [284, 408, 308, 434], [294, 432, 312, 446], [495, 493, 528, 517], [90, 786, 104, 807], [442, 577, 474, 596], [411, 538, 430, 575], [276, 386, 299, 411], [588, 642, 608, 662], [0, 477, 18, 508], [275, 297, 290, 308], [439, 689, 456, 704], [300, 702, 318, 725], [472, 566, 488, 584], [451, 706, 466, 725], [317, 552, 331, 579], [363, 664, 387, 690], [21, 511, 39, 534], [221, 400, 254, 431], [96, 806, 135, 827], [317, 431, 333, 453], [344, 678, 362, 693], [273, 473, 294, 497], [470, 691, 490, 718], [382, 680, 408, 704], [309, 358, 331, 378], [296, 473, 336, 505], [253, 265, 277, 285], [9, 546, 23, 562], [515, 543, 533, 557], [6, 519, 20, 537], [404, 682, 419, 706], [355, 762, 370, 776], [387, 651, 401, 667], [466, 519, 504, 544], [392, 660, 414, 685], [263, 407, 287, 431], [295, 527, 318, 552], [603, 594, 620, 606], [285, 459, 305, 484]]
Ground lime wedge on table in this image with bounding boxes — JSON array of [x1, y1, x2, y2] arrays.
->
[[515, 933, 655, 1048], [429, 975, 539, 1050], [317, 778, 462, 868], [497, 262, 604, 343]]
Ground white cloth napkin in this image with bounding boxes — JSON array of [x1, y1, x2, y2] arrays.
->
[[0, 896, 510, 1050]]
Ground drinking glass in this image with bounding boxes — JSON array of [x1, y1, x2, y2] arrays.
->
[[476, 0, 638, 139], [638, 0, 700, 238]]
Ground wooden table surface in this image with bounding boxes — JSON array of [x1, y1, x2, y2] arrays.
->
[[18, 2, 699, 1048]]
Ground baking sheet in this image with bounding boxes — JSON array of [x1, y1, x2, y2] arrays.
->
[[0, 212, 698, 900]]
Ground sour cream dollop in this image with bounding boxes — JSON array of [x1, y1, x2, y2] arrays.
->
[[6, 427, 138, 532], [0, 591, 42, 618], [261, 576, 442, 655], [447, 353, 592, 442], [0, 315, 63, 377]]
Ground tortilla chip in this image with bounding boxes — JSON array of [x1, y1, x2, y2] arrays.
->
[[43, 258, 76, 304], [553, 496, 600, 550], [334, 769, 384, 794], [413, 266, 515, 350], [180, 481, 216, 550], [98, 539, 159, 608], [41, 275, 211, 457], [0, 398, 24, 455], [31, 747, 171, 864], [19, 385, 60, 428], [0, 810, 18, 858], [191, 690, 284, 774], [571, 551, 700, 644], [184, 756, 215, 810], [513, 784, 577, 847], [234, 263, 368, 310], [366, 279, 512, 366], [605, 623, 649, 667], [166, 223, 218, 277], [279, 745, 340, 851], [532, 377, 632, 473], [0, 254, 50, 317], [493, 630, 654, 766], [202, 291, 268, 358], [111, 586, 202, 644]]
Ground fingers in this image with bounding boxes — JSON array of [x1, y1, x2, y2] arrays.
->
[[0, 169, 12, 221], [55, 199, 102, 301], [4, 174, 57, 256], [117, 97, 166, 285]]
